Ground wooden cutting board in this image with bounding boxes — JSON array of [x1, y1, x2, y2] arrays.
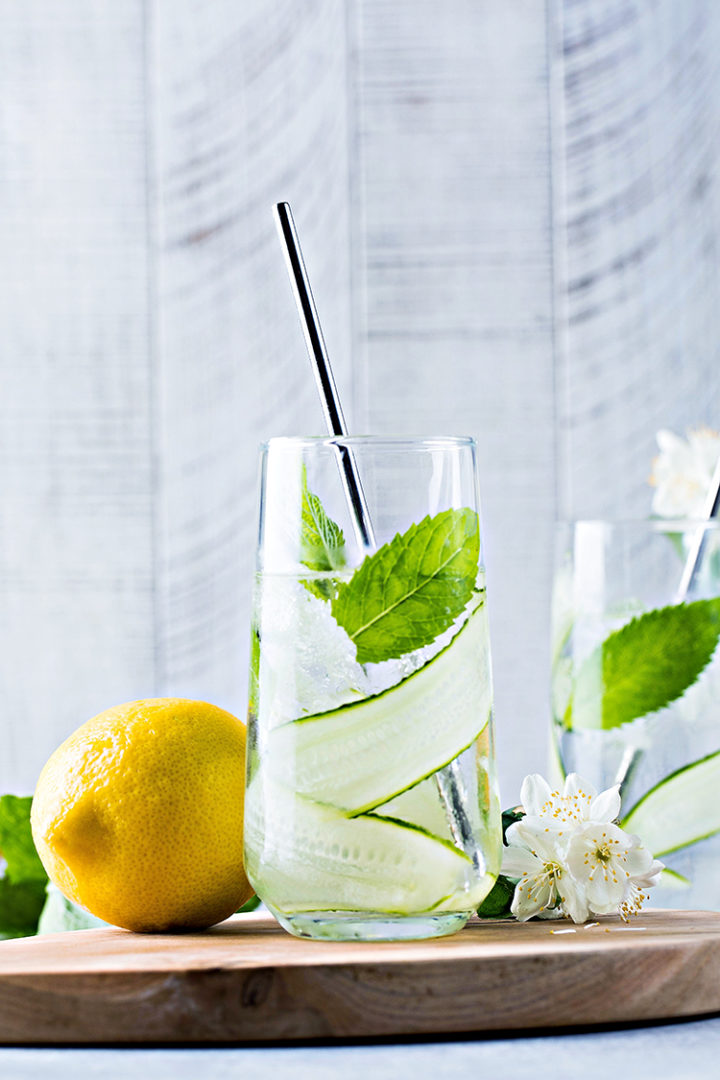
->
[[0, 910, 719, 1044]]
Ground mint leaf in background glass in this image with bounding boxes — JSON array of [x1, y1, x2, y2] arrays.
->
[[332, 508, 480, 664], [299, 466, 346, 600], [567, 598, 720, 731]]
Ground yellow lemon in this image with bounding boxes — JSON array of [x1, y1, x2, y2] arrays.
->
[[30, 698, 253, 932]]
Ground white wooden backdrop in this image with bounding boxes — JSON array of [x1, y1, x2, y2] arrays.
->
[[1, 0, 719, 802]]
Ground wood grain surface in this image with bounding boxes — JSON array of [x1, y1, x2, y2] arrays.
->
[[0, 910, 719, 1044]]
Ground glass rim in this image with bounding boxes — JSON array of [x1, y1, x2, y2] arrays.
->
[[261, 435, 476, 453], [556, 517, 720, 531]]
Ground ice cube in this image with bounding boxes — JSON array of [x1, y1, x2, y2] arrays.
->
[[257, 576, 370, 724]]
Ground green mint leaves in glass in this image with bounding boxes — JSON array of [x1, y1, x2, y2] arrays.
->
[[244, 437, 501, 941], [552, 519, 720, 910]]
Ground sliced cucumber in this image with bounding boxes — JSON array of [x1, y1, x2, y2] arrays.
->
[[621, 750, 720, 857], [266, 604, 492, 814], [374, 777, 454, 841], [244, 778, 480, 915], [658, 868, 691, 890]]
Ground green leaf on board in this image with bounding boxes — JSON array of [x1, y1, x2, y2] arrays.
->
[[566, 598, 720, 731], [0, 795, 47, 884], [621, 749, 720, 858], [476, 874, 516, 919], [299, 466, 346, 600], [332, 508, 480, 664], [501, 807, 524, 841], [36, 884, 107, 934], [0, 877, 48, 939], [236, 894, 261, 914], [0, 795, 49, 939]]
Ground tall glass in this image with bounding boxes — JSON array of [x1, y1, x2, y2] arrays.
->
[[552, 519, 720, 910], [244, 436, 501, 941]]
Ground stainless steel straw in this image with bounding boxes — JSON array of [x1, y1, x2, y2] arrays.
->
[[273, 201, 480, 869], [675, 454, 720, 603], [615, 443, 720, 795], [273, 202, 375, 551]]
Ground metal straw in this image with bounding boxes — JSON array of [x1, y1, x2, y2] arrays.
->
[[273, 202, 375, 551], [675, 454, 720, 603], [615, 446, 720, 794], [273, 201, 480, 870]]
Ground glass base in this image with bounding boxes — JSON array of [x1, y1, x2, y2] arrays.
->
[[268, 907, 471, 942]]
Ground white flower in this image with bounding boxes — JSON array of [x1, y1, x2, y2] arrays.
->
[[503, 820, 588, 924], [501, 771, 664, 925], [617, 851, 665, 921], [566, 821, 663, 920], [650, 426, 720, 518], [520, 772, 621, 833]]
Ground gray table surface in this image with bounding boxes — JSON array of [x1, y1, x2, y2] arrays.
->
[[1, 1017, 720, 1079]]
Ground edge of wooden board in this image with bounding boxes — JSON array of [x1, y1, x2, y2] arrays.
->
[[0, 910, 718, 1043]]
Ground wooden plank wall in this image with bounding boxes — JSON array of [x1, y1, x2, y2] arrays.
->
[[150, 0, 352, 711], [2, 1, 719, 801], [351, 0, 555, 795], [0, 1, 154, 793], [0, 0, 353, 793], [555, 0, 720, 518]]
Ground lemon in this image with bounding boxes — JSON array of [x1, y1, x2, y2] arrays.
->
[[30, 698, 254, 932]]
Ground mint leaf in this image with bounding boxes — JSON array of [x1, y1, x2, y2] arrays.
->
[[237, 894, 261, 914], [0, 795, 48, 939], [567, 598, 720, 731], [332, 508, 480, 664], [36, 884, 106, 934], [476, 874, 515, 919], [300, 466, 346, 600], [501, 807, 524, 839], [0, 795, 47, 884], [0, 877, 48, 939]]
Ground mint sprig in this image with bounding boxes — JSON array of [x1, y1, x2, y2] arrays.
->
[[37, 884, 107, 934], [299, 466, 346, 600], [567, 597, 720, 731], [0, 795, 48, 939], [477, 807, 525, 920], [332, 508, 480, 664]]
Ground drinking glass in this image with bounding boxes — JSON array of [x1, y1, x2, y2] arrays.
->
[[552, 519, 720, 910], [244, 436, 501, 941]]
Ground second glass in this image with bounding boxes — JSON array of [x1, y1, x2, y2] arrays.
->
[[552, 519, 720, 911], [244, 436, 501, 941]]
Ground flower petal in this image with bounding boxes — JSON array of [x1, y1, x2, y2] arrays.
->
[[656, 428, 687, 455], [589, 785, 621, 824], [511, 819, 566, 863], [536, 905, 564, 920], [622, 840, 654, 878], [564, 773, 597, 803], [520, 774, 552, 817], [588, 896, 620, 917], [511, 874, 555, 921], [635, 859, 664, 887], [502, 844, 542, 879], [556, 871, 589, 925], [585, 872, 626, 910]]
